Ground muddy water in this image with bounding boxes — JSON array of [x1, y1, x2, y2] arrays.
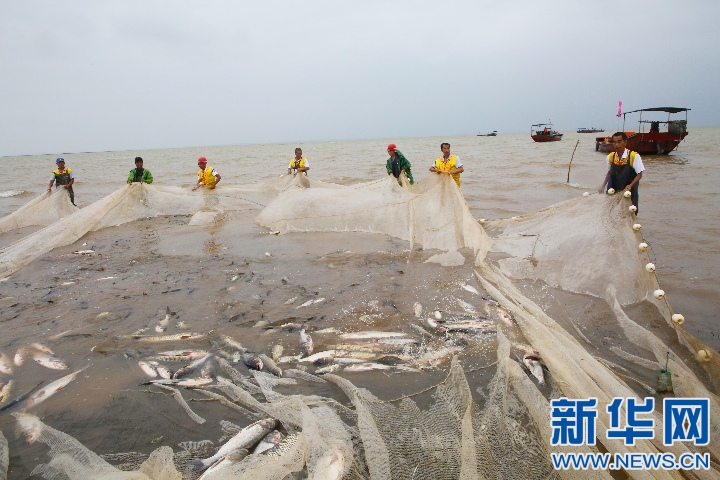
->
[[1, 128, 718, 477]]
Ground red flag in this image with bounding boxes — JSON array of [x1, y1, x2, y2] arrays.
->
[[617, 101, 623, 118]]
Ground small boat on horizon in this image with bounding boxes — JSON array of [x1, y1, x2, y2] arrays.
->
[[577, 127, 604, 133], [477, 130, 498, 136], [531, 123, 563, 142], [595, 107, 690, 155]]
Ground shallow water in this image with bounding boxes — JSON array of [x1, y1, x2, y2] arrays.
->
[[0, 128, 718, 477]]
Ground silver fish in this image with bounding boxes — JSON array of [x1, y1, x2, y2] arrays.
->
[[314, 364, 342, 374], [455, 297, 479, 314], [157, 349, 209, 359], [173, 354, 212, 379], [219, 335, 245, 352], [284, 296, 298, 305], [296, 297, 325, 309], [314, 446, 346, 480], [461, 283, 480, 295], [200, 358, 217, 379], [299, 328, 314, 356], [523, 353, 545, 386], [339, 331, 408, 340], [0, 379, 13, 404], [343, 363, 393, 372], [271, 344, 284, 361], [413, 302, 423, 318], [13, 348, 27, 366], [138, 361, 158, 377], [190, 418, 278, 471], [253, 430, 284, 454], [16, 366, 88, 410], [258, 354, 282, 377], [0, 353, 13, 374], [241, 353, 263, 371], [31, 352, 68, 370], [156, 366, 173, 379], [132, 332, 205, 342]]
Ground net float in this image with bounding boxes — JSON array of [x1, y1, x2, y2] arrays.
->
[[653, 289, 665, 299], [633, 224, 641, 231], [671, 314, 684, 324], [582, 192, 589, 197], [639, 242, 648, 251], [629, 205, 637, 213], [646, 263, 656, 272], [607, 188, 615, 195], [623, 190, 632, 198]]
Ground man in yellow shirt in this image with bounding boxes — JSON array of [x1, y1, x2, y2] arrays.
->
[[288, 148, 310, 175], [429, 143, 464, 187], [192, 157, 221, 190]]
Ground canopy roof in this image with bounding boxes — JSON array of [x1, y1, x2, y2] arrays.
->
[[624, 107, 690, 114]]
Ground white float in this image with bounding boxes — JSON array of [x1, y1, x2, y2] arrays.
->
[[653, 289, 665, 299], [646, 263, 656, 272], [624, 190, 632, 198], [671, 314, 685, 324], [639, 242, 648, 251], [633, 224, 641, 231], [607, 188, 615, 195]]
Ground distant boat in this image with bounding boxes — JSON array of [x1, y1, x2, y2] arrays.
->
[[595, 107, 690, 155], [577, 127, 604, 133], [531, 123, 563, 142], [477, 130, 498, 136]]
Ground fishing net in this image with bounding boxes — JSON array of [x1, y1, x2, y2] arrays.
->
[[2, 174, 719, 479], [0, 190, 77, 235]]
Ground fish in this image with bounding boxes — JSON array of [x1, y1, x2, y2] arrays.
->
[[271, 344, 284, 361], [13, 348, 28, 366], [258, 354, 282, 377], [296, 297, 325, 309], [156, 349, 209, 359], [200, 358, 218, 379], [461, 283, 480, 295], [455, 297, 480, 314], [144, 377, 214, 387], [199, 450, 250, 479], [219, 335, 246, 352], [314, 364, 342, 374], [434, 310, 442, 320], [409, 323, 434, 339], [15, 366, 88, 411], [190, 418, 278, 471], [253, 430, 284, 454], [31, 352, 68, 370], [0, 380, 13, 404], [172, 354, 213, 379], [314, 446, 346, 480], [156, 366, 173, 379], [343, 363, 393, 372], [297, 350, 338, 363], [413, 302, 423, 318], [132, 332, 205, 342], [138, 361, 158, 377], [523, 353, 545, 386], [299, 328, 314, 356], [72, 250, 95, 255], [241, 353, 263, 371], [96, 312, 110, 318], [0, 353, 13, 374], [284, 296, 298, 305], [339, 331, 408, 340]]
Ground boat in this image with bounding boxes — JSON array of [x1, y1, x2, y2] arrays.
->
[[595, 107, 690, 155], [477, 130, 498, 136], [531, 124, 563, 142], [577, 127, 604, 133]]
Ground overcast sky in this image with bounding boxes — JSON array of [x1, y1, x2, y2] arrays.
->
[[1, 1, 718, 156]]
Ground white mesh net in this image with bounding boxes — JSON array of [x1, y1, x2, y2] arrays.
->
[[1, 173, 718, 479]]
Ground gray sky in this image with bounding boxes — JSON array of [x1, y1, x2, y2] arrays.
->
[[1, 0, 718, 156]]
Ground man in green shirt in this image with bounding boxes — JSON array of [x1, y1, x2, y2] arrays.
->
[[127, 157, 154, 184], [385, 143, 414, 185]]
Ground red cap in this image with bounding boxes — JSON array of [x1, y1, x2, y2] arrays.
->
[[197, 156, 207, 164], [387, 144, 397, 152]]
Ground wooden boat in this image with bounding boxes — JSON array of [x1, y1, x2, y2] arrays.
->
[[531, 124, 563, 142], [595, 107, 689, 155], [477, 130, 498, 136], [577, 127, 604, 133]]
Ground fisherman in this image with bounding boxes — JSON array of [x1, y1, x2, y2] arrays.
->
[[127, 156, 154, 184], [288, 148, 310, 175], [47, 157, 76, 206], [429, 143, 464, 187], [192, 156, 221, 190], [385, 143, 414, 185], [598, 132, 644, 213]]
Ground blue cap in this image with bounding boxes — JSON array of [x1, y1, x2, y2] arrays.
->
[[56, 157, 65, 163]]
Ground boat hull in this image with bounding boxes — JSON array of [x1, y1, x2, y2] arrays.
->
[[532, 134, 563, 142], [595, 132, 688, 155]]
